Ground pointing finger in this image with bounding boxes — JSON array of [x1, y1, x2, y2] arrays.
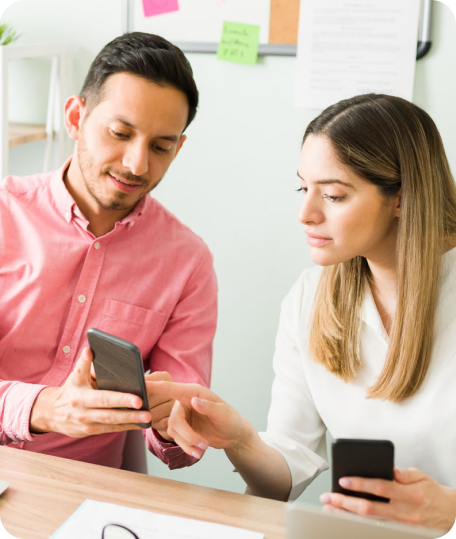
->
[[146, 381, 211, 403], [145, 371, 173, 382]]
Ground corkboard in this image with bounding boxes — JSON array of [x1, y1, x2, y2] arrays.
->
[[269, 0, 301, 45]]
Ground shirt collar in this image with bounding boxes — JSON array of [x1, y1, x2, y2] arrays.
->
[[50, 157, 75, 219], [49, 157, 149, 226]]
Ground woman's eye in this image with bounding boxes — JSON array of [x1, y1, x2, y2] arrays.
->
[[323, 194, 344, 203]]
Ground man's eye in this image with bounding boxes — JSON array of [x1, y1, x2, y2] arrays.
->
[[110, 129, 129, 139], [296, 187, 307, 194], [154, 145, 170, 154]]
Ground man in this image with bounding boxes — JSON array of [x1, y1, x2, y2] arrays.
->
[[0, 32, 217, 469]]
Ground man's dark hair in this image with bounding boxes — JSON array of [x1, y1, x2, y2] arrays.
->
[[80, 32, 199, 130]]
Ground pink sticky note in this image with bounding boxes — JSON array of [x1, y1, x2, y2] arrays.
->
[[142, 0, 179, 17]]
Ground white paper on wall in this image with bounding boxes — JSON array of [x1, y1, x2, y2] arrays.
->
[[295, 0, 421, 109]]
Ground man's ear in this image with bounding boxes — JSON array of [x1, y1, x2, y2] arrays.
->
[[64, 96, 86, 141], [174, 134, 187, 159]]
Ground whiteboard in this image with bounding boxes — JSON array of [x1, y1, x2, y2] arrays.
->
[[130, 0, 431, 57], [133, 0, 271, 45]]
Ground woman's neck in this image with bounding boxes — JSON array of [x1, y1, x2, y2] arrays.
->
[[367, 259, 397, 335]]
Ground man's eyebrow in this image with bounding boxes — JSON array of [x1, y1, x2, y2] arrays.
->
[[157, 135, 180, 143], [111, 116, 180, 143], [113, 116, 135, 129], [296, 171, 355, 189]]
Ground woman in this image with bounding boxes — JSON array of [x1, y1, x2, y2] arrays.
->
[[148, 94, 456, 531]]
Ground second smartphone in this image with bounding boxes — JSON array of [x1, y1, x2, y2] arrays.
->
[[331, 438, 395, 502]]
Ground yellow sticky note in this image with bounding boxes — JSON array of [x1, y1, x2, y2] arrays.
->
[[217, 21, 261, 65]]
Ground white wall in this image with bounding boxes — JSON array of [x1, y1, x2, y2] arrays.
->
[[2, 0, 455, 505]]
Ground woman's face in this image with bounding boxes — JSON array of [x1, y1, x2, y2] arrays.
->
[[297, 135, 400, 267]]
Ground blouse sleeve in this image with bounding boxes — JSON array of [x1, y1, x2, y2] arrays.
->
[[259, 270, 329, 500]]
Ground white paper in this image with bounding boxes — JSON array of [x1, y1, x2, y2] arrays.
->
[[50, 499, 264, 539], [296, 0, 421, 109]]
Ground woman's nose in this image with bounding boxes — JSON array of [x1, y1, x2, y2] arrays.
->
[[297, 193, 322, 225]]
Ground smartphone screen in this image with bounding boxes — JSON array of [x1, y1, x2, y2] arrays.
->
[[88, 328, 151, 429], [331, 439, 394, 502]]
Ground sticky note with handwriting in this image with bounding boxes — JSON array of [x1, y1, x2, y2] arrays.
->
[[142, 0, 179, 18], [217, 21, 261, 65]]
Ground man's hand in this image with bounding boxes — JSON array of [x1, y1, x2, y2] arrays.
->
[[144, 371, 175, 441], [30, 348, 152, 437], [320, 467, 456, 532]]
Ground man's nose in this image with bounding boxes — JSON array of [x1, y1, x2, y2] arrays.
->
[[122, 141, 148, 177]]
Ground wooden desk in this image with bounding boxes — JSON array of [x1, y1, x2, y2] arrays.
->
[[0, 446, 286, 539]]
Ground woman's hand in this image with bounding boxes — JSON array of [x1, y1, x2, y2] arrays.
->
[[320, 467, 456, 531], [144, 371, 175, 440], [144, 381, 253, 459]]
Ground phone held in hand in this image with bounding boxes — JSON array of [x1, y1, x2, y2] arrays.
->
[[331, 439, 395, 503], [87, 328, 151, 429]]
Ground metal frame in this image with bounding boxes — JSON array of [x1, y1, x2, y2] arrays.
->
[[122, 0, 433, 60]]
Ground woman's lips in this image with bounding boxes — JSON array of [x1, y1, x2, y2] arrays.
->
[[108, 173, 142, 194], [306, 232, 333, 247]]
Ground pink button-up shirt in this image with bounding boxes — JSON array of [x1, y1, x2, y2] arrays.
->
[[0, 159, 217, 469]]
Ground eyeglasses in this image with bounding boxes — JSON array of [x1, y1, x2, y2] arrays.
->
[[101, 523, 140, 539]]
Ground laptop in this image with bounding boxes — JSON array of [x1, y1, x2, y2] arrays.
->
[[286, 503, 445, 539]]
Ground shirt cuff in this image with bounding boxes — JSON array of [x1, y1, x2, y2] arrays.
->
[[1, 382, 48, 444], [145, 428, 202, 470], [258, 431, 329, 501]]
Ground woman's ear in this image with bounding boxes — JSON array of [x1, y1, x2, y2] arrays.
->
[[64, 95, 86, 141], [395, 189, 401, 217]]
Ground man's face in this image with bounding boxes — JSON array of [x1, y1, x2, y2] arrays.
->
[[75, 72, 189, 212]]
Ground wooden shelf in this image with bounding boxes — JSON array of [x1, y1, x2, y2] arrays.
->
[[8, 122, 47, 147]]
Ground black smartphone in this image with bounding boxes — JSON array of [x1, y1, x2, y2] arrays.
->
[[331, 439, 394, 503], [87, 328, 151, 429]]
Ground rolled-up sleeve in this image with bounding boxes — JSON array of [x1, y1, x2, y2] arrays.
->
[[0, 381, 47, 444]]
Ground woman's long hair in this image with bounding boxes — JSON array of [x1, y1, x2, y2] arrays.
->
[[307, 94, 456, 402]]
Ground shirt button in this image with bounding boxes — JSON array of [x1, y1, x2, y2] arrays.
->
[[63, 345, 71, 354], [130, 221, 135, 227], [94, 242, 101, 250], [64, 212, 71, 222], [78, 295, 86, 303], [12, 441, 18, 445]]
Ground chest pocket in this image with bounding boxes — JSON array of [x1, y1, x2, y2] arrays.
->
[[97, 299, 168, 364]]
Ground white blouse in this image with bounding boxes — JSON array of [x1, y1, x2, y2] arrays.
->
[[259, 247, 456, 501]]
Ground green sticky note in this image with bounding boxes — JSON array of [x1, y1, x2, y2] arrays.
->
[[217, 21, 260, 65]]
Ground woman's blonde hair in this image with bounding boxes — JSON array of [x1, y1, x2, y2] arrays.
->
[[306, 94, 456, 402]]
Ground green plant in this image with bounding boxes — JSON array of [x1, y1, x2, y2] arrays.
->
[[0, 23, 20, 46]]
